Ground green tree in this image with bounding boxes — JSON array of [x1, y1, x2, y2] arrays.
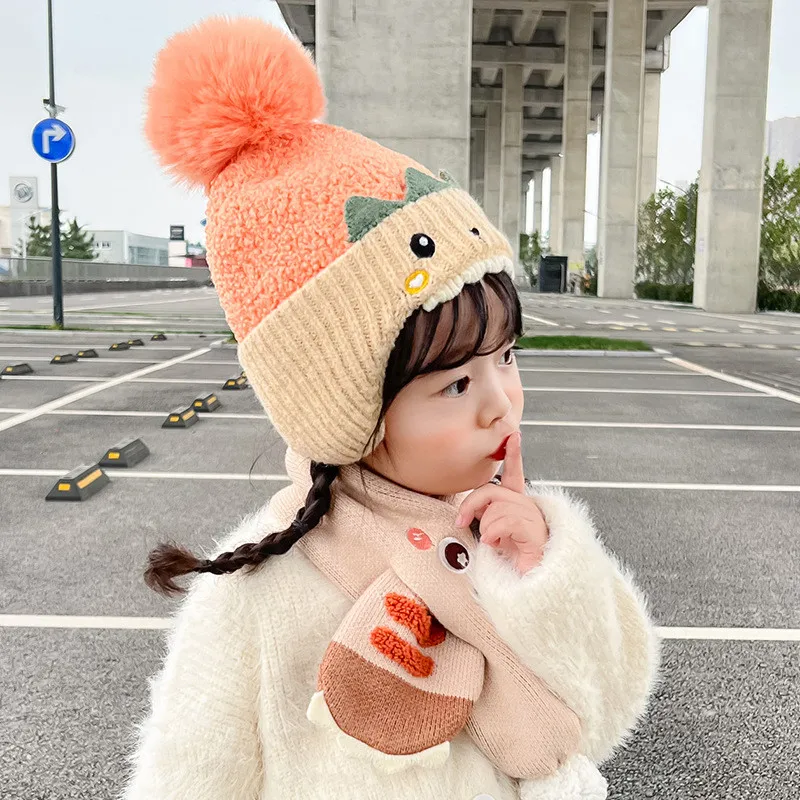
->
[[519, 231, 542, 287], [636, 182, 697, 285], [760, 158, 800, 290], [20, 217, 52, 256], [19, 216, 96, 260]]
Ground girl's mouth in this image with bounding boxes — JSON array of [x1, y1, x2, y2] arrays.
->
[[488, 435, 511, 461]]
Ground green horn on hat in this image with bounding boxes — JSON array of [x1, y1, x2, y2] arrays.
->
[[345, 168, 459, 243]]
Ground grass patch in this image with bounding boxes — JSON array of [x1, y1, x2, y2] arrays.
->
[[516, 335, 652, 352]]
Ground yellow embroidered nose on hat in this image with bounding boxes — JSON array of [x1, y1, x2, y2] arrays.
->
[[146, 17, 513, 465]]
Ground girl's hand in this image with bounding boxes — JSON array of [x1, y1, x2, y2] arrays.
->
[[455, 432, 548, 575]]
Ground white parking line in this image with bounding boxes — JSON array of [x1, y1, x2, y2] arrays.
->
[[522, 313, 560, 327], [2, 409, 793, 431], [69, 295, 210, 312], [520, 421, 800, 432], [3, 376, 235, 386], [667, 356, 800, 405], [2, 469, 798, 491], [658, 627, 800, 642], [0, 347, 213, 433], [0, 408, 268, 420], [0, 343, 193, 351], [517, 368, 698, 375], [0, 356, 239, 365], [522, 387, 763, 396], [1, 615, 798, 641], [0, 468, 289, 481]]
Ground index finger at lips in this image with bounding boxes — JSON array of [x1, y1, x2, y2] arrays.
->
[[499, 431, 526, 494]]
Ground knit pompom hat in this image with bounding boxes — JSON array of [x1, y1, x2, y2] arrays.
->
[[146, 17, 514, 465]]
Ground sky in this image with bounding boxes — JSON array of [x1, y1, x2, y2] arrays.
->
[[1, 0, 799, 246]]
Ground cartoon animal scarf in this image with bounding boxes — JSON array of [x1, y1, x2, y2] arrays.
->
[[265, 448, 582, 780]]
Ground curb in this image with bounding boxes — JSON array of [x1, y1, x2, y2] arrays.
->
[[515, 349, 666, 358]]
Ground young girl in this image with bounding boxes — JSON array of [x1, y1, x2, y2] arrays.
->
[[124, 17, 659, 800]]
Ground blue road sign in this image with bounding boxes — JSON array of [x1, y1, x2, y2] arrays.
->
[[31, 119, 75, 164]]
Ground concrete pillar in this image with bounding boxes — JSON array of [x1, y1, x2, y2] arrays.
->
[[484, 102, 503, 226], [549, 156, 563, 252], [638, 71, 661, 207], [501, 65, 524, 269], [520, 178, 530, 236], [693, 0, 772, 313], [561, 2, 593, 277], [597, 0, 647, 298], [315, 0, 471, 185], [533, 169, 544, 234], [470, 128, 486, 204]]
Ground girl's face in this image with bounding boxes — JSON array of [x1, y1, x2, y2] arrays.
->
[[361, 289, 524, 497]]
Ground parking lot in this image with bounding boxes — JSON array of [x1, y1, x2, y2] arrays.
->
[[1, 308, 798, 798]]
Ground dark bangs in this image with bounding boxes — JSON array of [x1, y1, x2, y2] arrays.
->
[[362, 270, 522, 458]]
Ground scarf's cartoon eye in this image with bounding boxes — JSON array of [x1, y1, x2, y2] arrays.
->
[[410, 233, 436, 258], [438, 537, 471, 573], [470, 227, 480, 237]]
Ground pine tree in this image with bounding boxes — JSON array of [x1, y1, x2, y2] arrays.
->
[[19, 217, 96, 260]]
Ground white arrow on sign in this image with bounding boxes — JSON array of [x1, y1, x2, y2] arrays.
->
[[42, 122, 67, 155]]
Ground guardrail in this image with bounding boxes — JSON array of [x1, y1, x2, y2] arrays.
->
[[0, 256, 211, 283]]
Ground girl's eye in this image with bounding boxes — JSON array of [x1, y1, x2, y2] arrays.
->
[[410, 233, 436, 258], [500, 347, 516, 366], [442, 376, 470, 398]]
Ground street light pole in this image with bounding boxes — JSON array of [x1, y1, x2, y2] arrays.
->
[[47, 0, 64, 328]]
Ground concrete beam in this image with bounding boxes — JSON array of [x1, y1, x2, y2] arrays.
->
[[281, 3, 314, 44], [646, 9, 692, 48], [512, 9, 543, 44], [523, 156, 555, 171], [472, 44, 665, 71], [472, 116, 563, 136], [524, 142, 563, 158], [472, 86, 604, 106], [473, 8, 495, 42]]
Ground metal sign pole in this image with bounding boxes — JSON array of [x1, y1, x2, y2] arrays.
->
[[47, 0, 64, 328]]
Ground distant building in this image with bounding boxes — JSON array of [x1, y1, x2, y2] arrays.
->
[[0, 204, 52, 256], [766, 117, 800, 169], [1, 177, 52, 256], [89, 230, 169, 266]]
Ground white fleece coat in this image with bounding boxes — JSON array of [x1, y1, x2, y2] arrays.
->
[[121, 485, 660, 800]]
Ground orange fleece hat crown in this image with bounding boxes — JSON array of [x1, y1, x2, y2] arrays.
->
[[146, 16, 420, 342]]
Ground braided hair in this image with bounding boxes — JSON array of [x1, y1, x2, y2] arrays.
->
[[144, 271, 521, 596], [144, 461, 339, 596]]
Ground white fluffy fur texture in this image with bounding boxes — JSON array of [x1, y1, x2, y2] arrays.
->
[[519, 755, 607, 800], [469, 484, 661, 765]]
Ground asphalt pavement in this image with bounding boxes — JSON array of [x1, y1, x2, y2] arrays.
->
[[0, 287, 798, 799]]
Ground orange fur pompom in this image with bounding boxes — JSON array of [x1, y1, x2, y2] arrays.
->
[[145, 17, 324, 187]]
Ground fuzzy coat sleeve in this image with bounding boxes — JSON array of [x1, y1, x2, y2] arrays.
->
[[469, 484, 661, 765], [121, 512, 270, 800]]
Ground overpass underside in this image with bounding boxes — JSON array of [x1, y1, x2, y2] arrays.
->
[[277, 0, 773, 314]]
